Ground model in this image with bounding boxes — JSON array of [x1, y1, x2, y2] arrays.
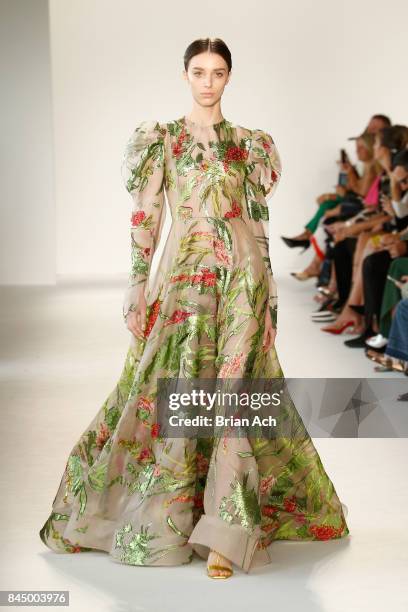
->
[[39, 37, 349, 579]]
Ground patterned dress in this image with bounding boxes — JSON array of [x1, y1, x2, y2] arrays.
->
[[39, 115, 349, 573]]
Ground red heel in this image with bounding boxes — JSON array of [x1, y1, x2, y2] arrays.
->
[[321, 320, 355, 335]]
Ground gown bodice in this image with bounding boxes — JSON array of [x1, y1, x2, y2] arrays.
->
[[121, 115, 282, 327]]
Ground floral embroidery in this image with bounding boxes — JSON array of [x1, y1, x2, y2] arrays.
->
[[39, 116, 349, 571]]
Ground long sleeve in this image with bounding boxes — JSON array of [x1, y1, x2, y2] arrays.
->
[[244, 128, 282, 329], [121, 120, 167, 321]]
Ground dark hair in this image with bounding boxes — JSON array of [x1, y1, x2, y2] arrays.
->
[[377, 125, 408, 153], [183, 38, 232, 73], [392, 149, 408, 172], [372, 114, 392, 127]]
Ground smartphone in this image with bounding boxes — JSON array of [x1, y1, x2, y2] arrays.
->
[[340, 149, 348, 164], [338, 171, 348, 187], [381, 177, 391, 197]]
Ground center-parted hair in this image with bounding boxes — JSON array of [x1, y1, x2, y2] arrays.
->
[[183, 38, 232, 73]]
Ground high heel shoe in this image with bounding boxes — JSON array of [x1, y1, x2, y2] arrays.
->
[[207, 550, 233, 579], [371, 354, 408, 374], [290, 270, 319, 281], [281, 236, 310, 250], [321, 320, 356, 334]]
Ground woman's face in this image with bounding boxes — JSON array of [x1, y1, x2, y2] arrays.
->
[[183, 51, 230, 109], [394, 165, 408, 190], [356, 138, 373, 162]]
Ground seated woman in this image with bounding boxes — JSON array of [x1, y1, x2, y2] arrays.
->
[[281, 132, 380, 262], [320, 135, 408, 338], [366, 151, 408, 347], [289, 132, 381, 280]]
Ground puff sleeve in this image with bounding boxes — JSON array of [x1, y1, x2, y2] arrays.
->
[[244, 128, 282, 329], [121, 120, 167, 321]]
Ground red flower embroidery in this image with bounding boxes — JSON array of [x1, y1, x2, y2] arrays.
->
[[136, 396, 155, 414], [193, 494, 204, 508], [164, 309, 194, 326], [196, 452, 209, 475], [225, 146, 249, 162], [218, 352, 245, 377], [283, 496, 297, 513], [201, 269, 217, 286], [293, 512, 307, 525], [224, 201, 242, 219], [172, 143, 183, 157], [138, 447, 152, 461], [96, 422, 111, 450], [151, 423, 160, 438], [131, 211, 146, 226], [172, 128, 187, 158], [259, 475, 276, 495], [213, 238, 232, 268], [170, 268, 216, 288], [144, 298, 161, 338], [261, 505, 279, 517], [170, 273, 189, 283], [261, 523, 276, 533], [309, 524, 341, 540], [170, 495, 195, 504], [262, 140, 271, 152]]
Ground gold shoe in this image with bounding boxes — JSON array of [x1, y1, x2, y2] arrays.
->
[[206, 551, 233, 579]]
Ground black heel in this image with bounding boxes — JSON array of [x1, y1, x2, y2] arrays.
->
[[281, 236, 310, 250]]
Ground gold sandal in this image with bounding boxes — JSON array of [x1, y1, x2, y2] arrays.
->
[[370, 353, 408, 374], [207, 551, 233, 579]]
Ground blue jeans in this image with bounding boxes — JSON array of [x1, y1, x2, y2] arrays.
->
[[385, 298, 408, 361]]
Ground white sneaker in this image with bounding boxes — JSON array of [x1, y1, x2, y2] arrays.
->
[[365, 333, 388, 348]]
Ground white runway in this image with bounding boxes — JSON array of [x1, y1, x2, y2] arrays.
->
[[1, 275, 407, 612]]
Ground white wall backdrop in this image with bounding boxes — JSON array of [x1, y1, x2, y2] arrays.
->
[[1, 0, 407, 284], [0, 0, 55, 284]]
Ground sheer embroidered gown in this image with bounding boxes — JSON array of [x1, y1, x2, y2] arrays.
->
[[39, 116, 349, 572]]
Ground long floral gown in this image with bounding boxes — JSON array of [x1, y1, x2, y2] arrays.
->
[[39, 115, 349, 573]]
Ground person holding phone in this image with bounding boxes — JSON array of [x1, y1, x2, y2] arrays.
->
[[287, 133, 381, 282]]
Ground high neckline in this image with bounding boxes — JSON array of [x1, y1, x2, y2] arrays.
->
[[181, 115, 227, 128]]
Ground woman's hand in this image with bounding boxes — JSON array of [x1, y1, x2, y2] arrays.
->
[[387, 240, 408, 258], [340, 161, 353, 173], [125, 293, 147, 340], [262, 307, 277, 352], [379, 233, 397, 247], [370, 222, 386, 233], [380, 194, 394, 216], [336, 185, 347, 197]]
